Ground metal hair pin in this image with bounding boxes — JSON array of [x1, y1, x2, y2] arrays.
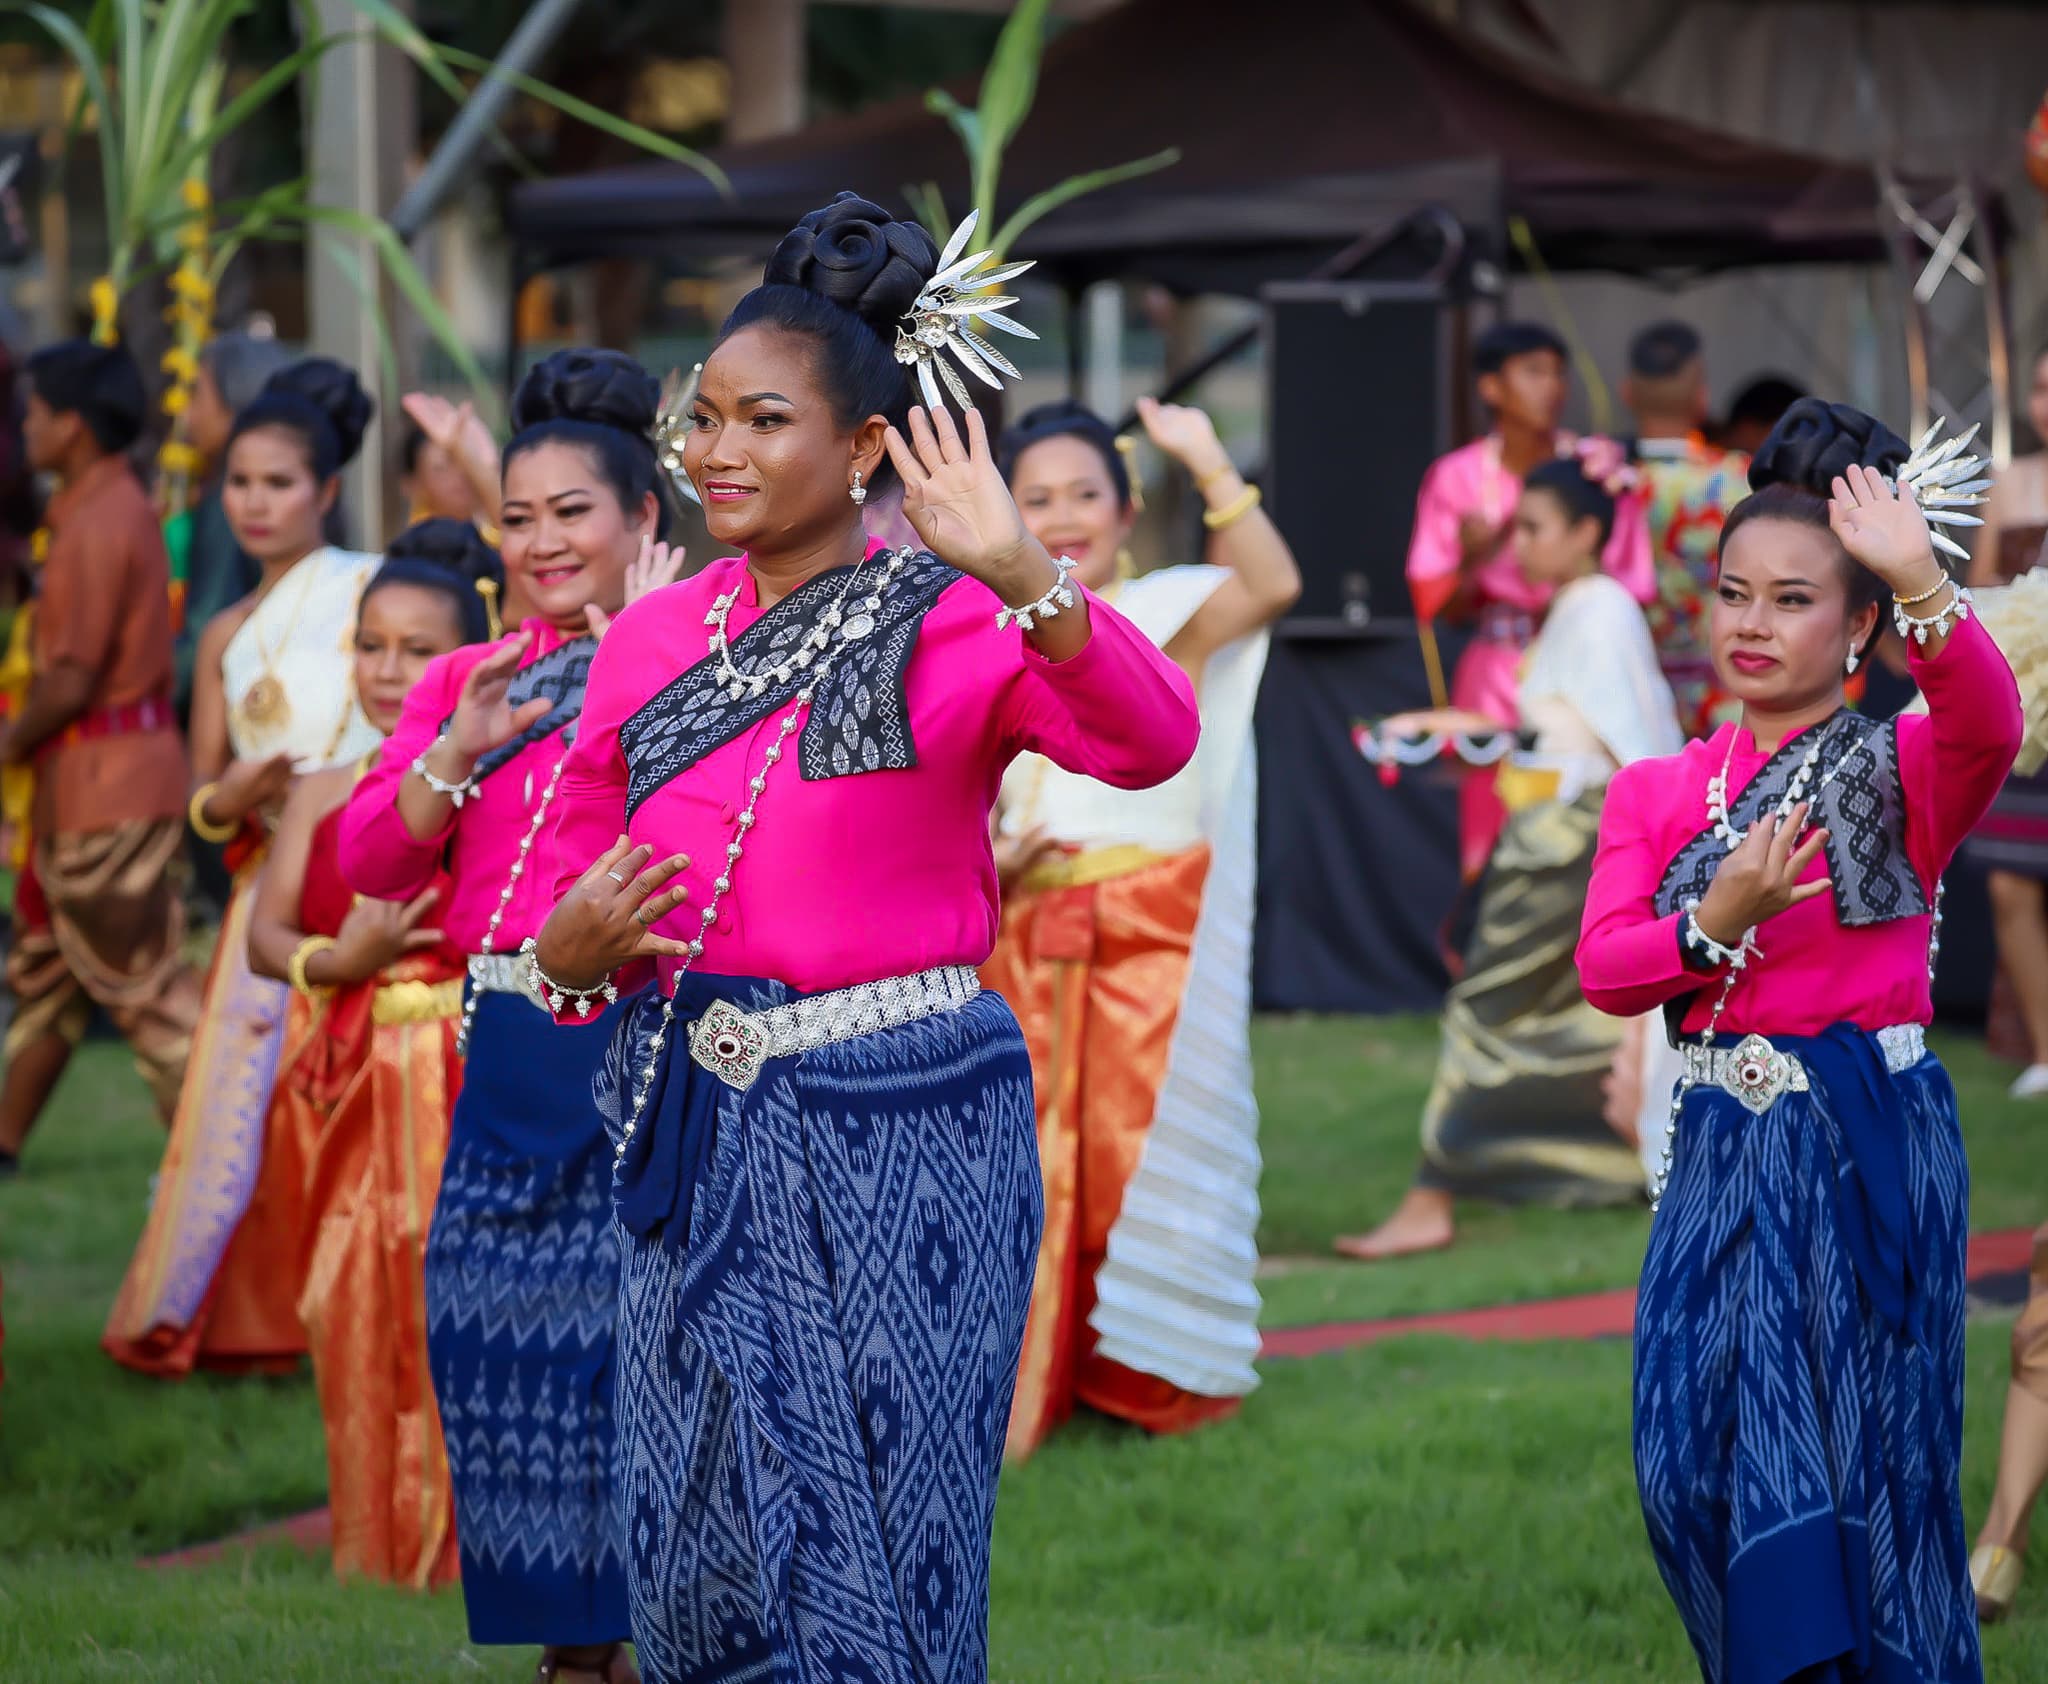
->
[[895, 210, 1038, 411], [1892, 419, 1990, 564], [650, 363, 704, 506]]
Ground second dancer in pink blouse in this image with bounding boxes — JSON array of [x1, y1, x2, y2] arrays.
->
[[1577, 399, 2019, 1684]]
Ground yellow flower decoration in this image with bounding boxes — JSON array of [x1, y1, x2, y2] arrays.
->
[[180, 177, 211, 212], [161, 345, 199, 383], [29, 527, 49, 565], [167, 268, 214, 306], [161, 385, 189, 417], [158, 441, 205, 479], [89, 277, 119, 345]]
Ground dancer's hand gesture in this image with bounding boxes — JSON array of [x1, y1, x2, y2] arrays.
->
[[1829, 463, 1940, 595], [534, 836, 695, 991], [330, 890, 445, 983], [585, 536, 687, 639], [885, 405, 1042, 593], [1695, 805, 1831, 947], [444, 635, 552, 763], [210, 751, 298, 825]]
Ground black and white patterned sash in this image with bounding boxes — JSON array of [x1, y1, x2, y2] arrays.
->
[[441, 635, 596, 782], [1652, 710, 1929, 928], [617, 549, 956, 819]]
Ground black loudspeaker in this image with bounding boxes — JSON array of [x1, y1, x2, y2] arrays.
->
[[1262, 283, 1454, 625]]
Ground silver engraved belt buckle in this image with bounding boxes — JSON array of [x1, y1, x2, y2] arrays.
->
[[1725, 1033, 1807, 1113], [688, 1000, 767, 1091]]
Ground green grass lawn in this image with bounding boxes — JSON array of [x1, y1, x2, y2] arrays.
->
[[1, 1022, 2043, 1681]]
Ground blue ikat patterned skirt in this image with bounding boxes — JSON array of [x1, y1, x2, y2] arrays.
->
[[424, 988, 631, 1646], [1634, 1033, 1982, 1684], [598, 975, 1042, 1684]]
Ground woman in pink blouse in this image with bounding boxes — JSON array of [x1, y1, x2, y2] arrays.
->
[[526, 195, 1197, 1684], [1577, 400, 2019, 1684], [339, 350, 683, 1684]]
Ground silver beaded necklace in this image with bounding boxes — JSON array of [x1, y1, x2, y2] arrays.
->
[[455, 749, 570, 1057], [614, 548, 900, 1162], [708, 547, 907, 700]]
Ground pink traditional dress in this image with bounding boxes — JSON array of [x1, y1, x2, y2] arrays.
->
[[339, 620, 630, 1650], [1577, 613, 2020, 1684], [1406, 434, 1653, 875], [536, 540, 1197, 1684]]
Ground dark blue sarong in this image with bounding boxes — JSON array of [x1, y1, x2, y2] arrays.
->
[[1634, 1026, 1982, 1684], [425, 987, 631, 1646], [597, 974, 1042, 1684]]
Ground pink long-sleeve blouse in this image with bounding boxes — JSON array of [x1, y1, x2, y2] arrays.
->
[[539, 543, 1199, 1002], [1577, 613, 2021, 1036], [339, 618, 594, 952]]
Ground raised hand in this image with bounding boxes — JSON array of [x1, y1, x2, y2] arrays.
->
[[444, 634, 552, 762], [586, 536, 688, 639], [1829, 463, 1940, 593], [1135, 396, 1228, 478], [533, 836, 695, 991], [400, 391, 499, 487], [329, 889, 445, 983], [884, 405, 1039, 590], [1695, 805, 1832, 947]]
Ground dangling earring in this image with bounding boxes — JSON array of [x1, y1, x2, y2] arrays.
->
[[849, 469, 867, 508], [1845, 649, 1859, 675]]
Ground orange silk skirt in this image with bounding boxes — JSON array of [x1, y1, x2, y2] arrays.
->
[[104, 876, 312, 1378], [982, 842, 1240, 1461], [292, 967, 464, 1589]]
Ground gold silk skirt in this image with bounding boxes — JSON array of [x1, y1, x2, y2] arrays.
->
[[291, 962, 464, 1589], [1415, 787, 1645, 1206], [982, 842, 1240, 1461]]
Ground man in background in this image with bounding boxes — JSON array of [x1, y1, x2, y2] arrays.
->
[[1623, 320, 1750, 738]]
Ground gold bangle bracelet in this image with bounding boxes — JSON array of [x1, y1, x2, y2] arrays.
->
[[1202, 484, 1263, 531], [1893, 572, 1949, 607], [188, 783, 239, 843], [287, 935, 338, 996], [1193, 461, 1239, 494]]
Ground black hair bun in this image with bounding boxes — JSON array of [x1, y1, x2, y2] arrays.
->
[[384, 516, 498, 583], [266, 357, 373, 468], [1749, 398, 1908, 495], [511, 348, 660, 437], [764, 192, 938, 336]]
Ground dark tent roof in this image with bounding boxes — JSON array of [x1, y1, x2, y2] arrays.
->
[[507, 0, 1924, 292]]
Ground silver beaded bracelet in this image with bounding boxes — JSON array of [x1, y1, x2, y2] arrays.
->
[[519, 935, 618, 1018], [1891, 579, 1972, 646], [995, 554, 1080, 633], [411, 737, 480, 806], [1683, 904, 1759, 971]]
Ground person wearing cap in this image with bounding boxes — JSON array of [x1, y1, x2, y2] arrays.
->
[[0, 339, 203, 1171]]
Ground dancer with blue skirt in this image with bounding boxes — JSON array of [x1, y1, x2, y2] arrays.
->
[[1579, 399, 2022, 1683], [531, 194, 1199, 1683]]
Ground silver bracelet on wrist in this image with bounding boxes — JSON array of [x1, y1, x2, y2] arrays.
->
[[1891, 579, 1972, 645], [519, 935, 618, 1017], [1683, 903, 1760, 971], [995, 554, 1079, 633], [411, 736, 479, 807]]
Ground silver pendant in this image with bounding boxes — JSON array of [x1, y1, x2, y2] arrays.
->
[[523, 770, 534, 806], [842, 612, 876, 641]]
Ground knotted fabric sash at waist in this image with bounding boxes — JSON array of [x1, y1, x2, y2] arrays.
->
[[1679, 1021, 1929, 1335]]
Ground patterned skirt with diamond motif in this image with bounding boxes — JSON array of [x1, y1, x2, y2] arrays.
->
[[1634, 1043, 1981, 1684], [599, 976, 1042, 1684], [424, 988, 631, 1646]]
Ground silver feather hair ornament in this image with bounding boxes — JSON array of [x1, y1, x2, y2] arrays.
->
[[649, 363, 704, 506], [894, 210, 1038, 411], [1892, 418, 1991, 564]]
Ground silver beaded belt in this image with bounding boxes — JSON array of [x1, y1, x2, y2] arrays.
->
[[687, 964, 981, 1092], [467, 953, 547, 1010], [1682, 1025, 1926, 1114]]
